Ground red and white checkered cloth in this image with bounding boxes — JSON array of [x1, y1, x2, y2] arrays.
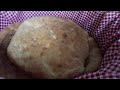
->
[[0, 11, 120, 79]]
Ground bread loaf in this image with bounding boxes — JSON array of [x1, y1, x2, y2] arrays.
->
[[1, 16, 102, 79]]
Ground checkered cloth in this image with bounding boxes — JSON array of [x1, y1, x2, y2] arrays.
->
[[0, 11, 120, 79]]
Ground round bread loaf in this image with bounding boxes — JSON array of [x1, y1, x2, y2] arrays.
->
[[7, 16, 101, 79]]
